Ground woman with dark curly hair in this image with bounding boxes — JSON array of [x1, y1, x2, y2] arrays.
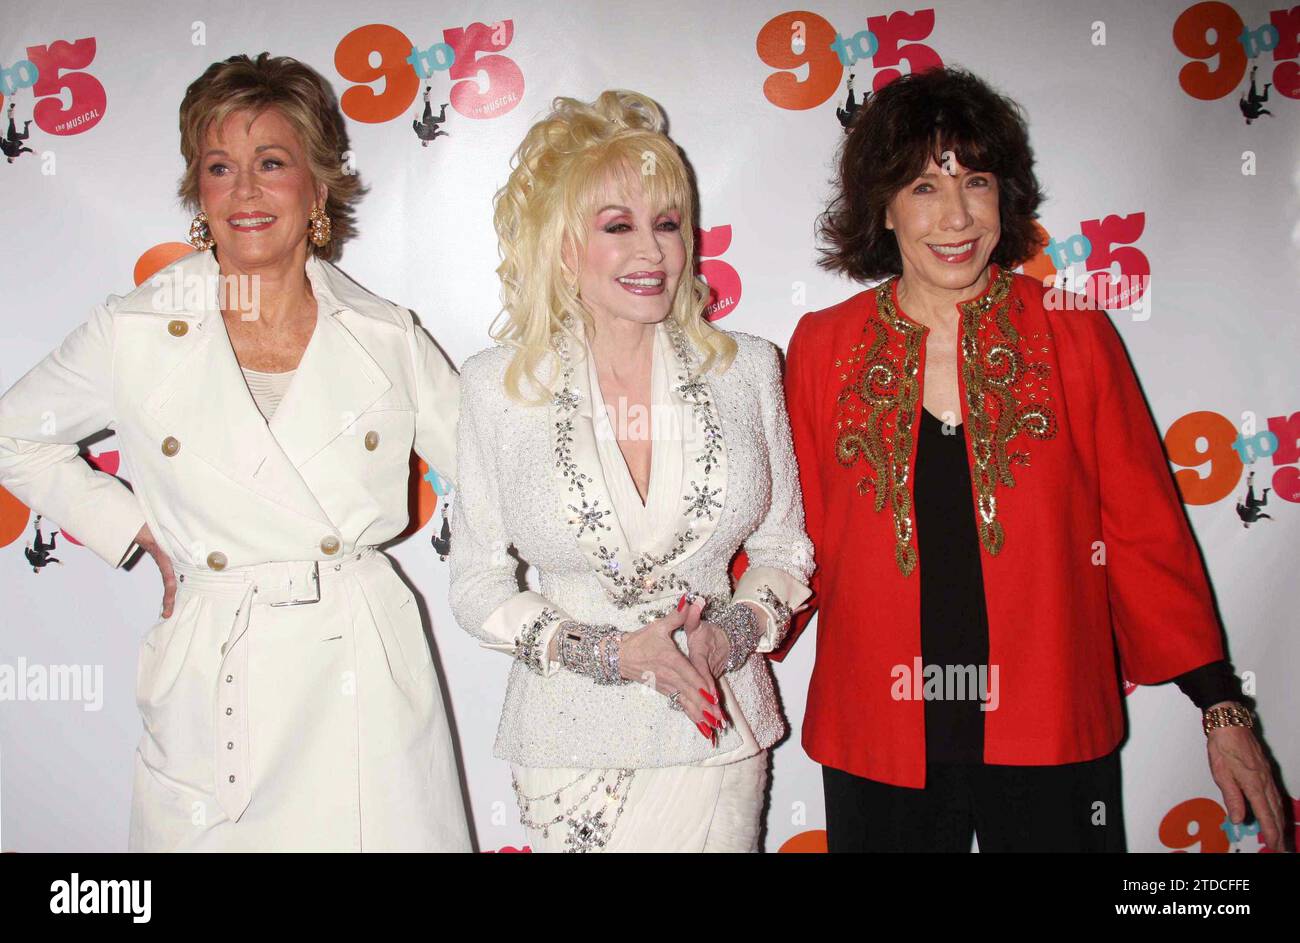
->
[[780, 67, 1286, 852], [0, 53, 470, 851]]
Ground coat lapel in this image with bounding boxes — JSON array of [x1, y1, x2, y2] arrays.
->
[[267, 310, 392, 470], [663, 322, 726, 569], [548, 318, 727, 610], [130, 251, 400, 529], [138, 296, 335, 528]]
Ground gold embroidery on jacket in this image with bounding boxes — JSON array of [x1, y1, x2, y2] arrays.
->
[[834, 267, 1057, 575], [959, 272, 1058, 556], [834, 277, 924, 576]]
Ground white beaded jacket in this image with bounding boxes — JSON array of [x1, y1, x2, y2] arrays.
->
[[449, 320, 814, 770]]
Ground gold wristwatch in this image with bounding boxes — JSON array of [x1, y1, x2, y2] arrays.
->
[[1202, 702, 1253, 736]]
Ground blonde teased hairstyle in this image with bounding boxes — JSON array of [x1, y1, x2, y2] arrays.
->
[[491, 90, 737, 403], [177, 53, 364, 262]]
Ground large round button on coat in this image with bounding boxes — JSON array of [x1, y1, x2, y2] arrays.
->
[[207, 551, 228, 571], [364, 430, 380, 451], [161, 436, 180, 457], [320, 535, 340, 555], [167, 319, 189, 337]]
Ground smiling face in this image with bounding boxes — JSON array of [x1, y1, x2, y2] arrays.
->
[[568, 172, 687, 329], [885, 154, 1000, 294], [197, 107, 325, 273]]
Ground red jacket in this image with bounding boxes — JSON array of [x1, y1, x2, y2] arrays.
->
[[780, 264, 1225, 787]]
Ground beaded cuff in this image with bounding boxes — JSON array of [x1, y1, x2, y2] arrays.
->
[[515, 607, 562, 675], [757, 585, 793, 640], [705, 601, 762, 675], [558, 620, 629, 686]]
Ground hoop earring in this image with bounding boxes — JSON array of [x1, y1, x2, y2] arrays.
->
[[308, 206, 332, 247], [188, 211, 214, 250]]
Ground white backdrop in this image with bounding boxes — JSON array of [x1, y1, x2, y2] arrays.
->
[[0, 0, 1296, 852]]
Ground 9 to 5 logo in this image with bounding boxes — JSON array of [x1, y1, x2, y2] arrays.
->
[[1021, 213, 1150, 312], [335, 20, 523, 124], [1173, 2, 1299, 100], [1165, 409, 1299, 505], [1160, 796, 1299, 852], [0, 38, 106, 135], [756, 8, 942, 110]]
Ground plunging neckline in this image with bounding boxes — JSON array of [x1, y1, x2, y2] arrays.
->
[[218, 304, 319, 427], [589, 356, 655, 510]]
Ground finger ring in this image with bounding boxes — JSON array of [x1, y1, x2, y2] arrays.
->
[[667, 691, 683, 712]]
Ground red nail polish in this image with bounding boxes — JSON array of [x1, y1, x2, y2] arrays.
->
[[677, 594, 688, 612], [699, 688, 717, 705], [697, 721, 711, 740], [704, 710, 723, 730]]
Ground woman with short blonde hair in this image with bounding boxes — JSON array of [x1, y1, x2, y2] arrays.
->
[[450, 91, 813, 852], [0, 53, 471, 851]]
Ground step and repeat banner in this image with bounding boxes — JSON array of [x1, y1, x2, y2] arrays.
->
[[0, 0, 1295, 852]]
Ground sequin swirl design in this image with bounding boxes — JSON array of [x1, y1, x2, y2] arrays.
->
[[833, 267, 1057, 574], [833, 277, 925, 575], [958, 271, 1058, 556], [551, 318, 725, 610]]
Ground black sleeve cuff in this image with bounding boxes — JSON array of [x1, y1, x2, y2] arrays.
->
[[1172, 660, 1243, 711]]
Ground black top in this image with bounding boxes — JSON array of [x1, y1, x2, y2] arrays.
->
[[912, 408, 1241, 765]]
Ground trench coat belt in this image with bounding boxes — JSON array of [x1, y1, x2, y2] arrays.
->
[[169, 548, 378, 821]]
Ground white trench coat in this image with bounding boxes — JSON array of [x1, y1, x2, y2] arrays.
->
[[0, 250, 471, 851]]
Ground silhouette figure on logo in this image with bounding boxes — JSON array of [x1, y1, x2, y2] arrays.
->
[[24, 515, 61, 572], [1236, 470, 1273, 527], [3, 102, 35, 163], [836, 74, 866, 133], [432, 513, 451, 560], [1240, 66, 1273, 124], [413, 87, 451, 146]]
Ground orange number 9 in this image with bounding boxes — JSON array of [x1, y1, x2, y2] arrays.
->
[[757, 11, 842, 111], [336, 23, 420, 124], [1172, 1, 1247, 101], [1164, 410, 1242, 506], [1159, 797, 1230, 853]]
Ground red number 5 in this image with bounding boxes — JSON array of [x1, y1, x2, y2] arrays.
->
[[866, 9, 942, 92], [443, 21, 524, 119], [26, 38, 106, 136]]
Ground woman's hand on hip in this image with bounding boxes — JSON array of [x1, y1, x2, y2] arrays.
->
[[618, 598, 723, 742], [134, 524, 177, 619]]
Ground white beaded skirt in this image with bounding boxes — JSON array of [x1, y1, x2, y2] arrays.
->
[[510, 749, 769, 853]]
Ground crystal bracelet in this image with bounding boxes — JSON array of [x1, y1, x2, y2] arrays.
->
[[515, 608, 562, 675], [709, 602, 762, 675], [558, 620, 629, 685]]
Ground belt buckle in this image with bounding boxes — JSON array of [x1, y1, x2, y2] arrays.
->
[[269, 561, 321, 607]]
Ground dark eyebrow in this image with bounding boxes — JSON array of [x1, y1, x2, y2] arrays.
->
[[917, 169, 987, 179]]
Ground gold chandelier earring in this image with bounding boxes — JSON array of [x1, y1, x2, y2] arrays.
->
[[308, 206, 332, 247], [188, 210, 215, 250]]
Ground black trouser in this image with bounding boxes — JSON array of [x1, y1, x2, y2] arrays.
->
[[822, 751, 1126, 852]]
